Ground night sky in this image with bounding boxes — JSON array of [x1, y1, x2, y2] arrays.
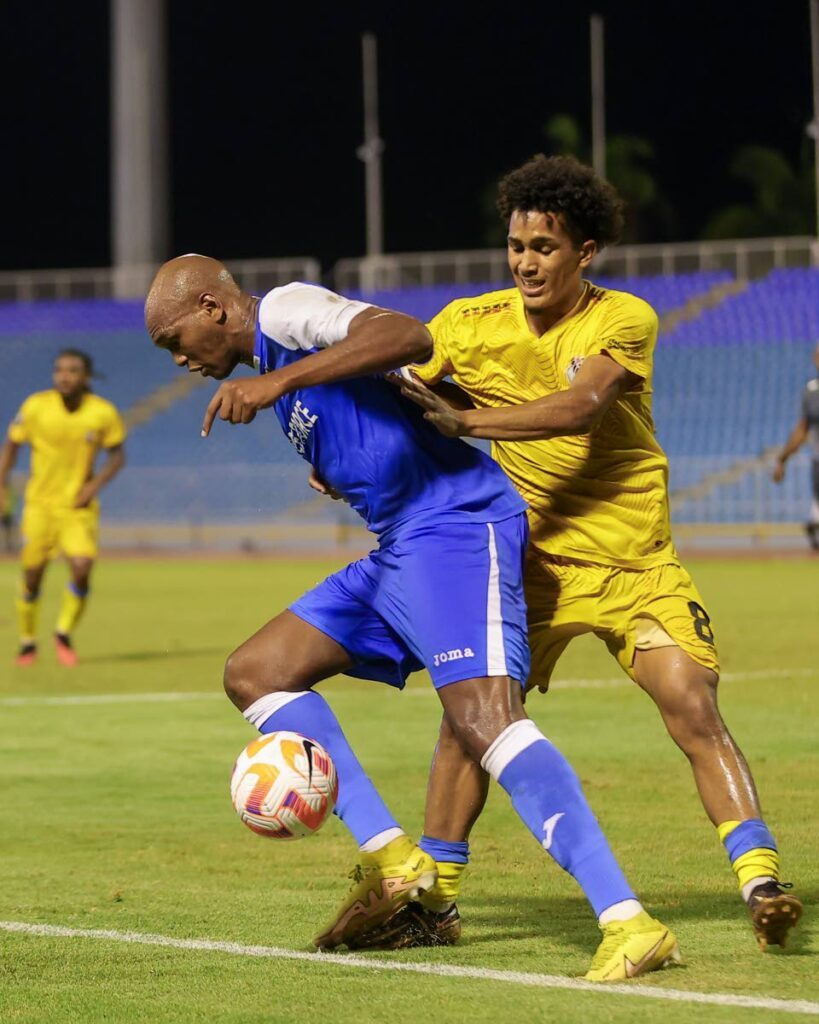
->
[[3, 0, 813, 273]]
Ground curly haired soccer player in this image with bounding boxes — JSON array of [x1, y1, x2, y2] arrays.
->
[[145, 254, 680, 979], [386, 155, 802, 955], [0, 349, 126, 666]]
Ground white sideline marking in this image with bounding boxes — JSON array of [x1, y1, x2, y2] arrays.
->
[[0, 667, 814, 708], [1, 921, 817, 1016], [0, 691, 223, 707], [550, 667, 818, 692]]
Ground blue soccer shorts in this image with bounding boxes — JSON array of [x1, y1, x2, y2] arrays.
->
[[290, 512, 530, 689]]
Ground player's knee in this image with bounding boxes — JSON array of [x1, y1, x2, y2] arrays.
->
[[664, 673, 723, 746], [223, 646, 262, 708], [223, 642, 301, 709], [437, 713, 460, 749], [446, 721, 487, 762], [23, 567, 45, 595], [69, 558, 93, 589], [439, 676, 526, 761]]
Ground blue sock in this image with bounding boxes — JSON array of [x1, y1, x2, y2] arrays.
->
[[721, 819, 778, 860], [482, 720, 636, 917], [244, 690, 401, 848], [419, 835, 470, 865]]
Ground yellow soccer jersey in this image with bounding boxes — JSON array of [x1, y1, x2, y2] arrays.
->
[[7, 390, 126, 509], [418, 282, 676, 569]]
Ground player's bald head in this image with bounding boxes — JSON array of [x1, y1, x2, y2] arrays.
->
[[144, 254, 241, 338]]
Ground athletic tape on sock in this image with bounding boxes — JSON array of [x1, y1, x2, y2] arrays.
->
[[480, 719, 543, 779], [243, 691, 307, 729]]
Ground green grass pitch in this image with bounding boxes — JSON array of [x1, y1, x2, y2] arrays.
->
[[0, 555, 817, 1023]]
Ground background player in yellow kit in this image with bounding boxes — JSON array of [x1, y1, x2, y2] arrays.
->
[[0, 349, 126, 666], [375, 155, 801, 954]]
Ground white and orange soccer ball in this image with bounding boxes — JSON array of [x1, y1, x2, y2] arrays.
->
[[230, 731, 338, 840]]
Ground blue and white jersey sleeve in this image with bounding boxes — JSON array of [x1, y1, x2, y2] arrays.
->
[[254, 286, 526, 537], [258, 283, 374, 351]]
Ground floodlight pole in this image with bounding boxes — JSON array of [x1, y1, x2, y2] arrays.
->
[[810, 0, 819, 263], [110, 0, 169, 296], [590, 14, 606, 180], [357, 33, 384, 290]]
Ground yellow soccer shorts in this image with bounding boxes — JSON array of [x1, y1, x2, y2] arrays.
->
[[524, 554, 720, 691], [20, 504, 99, 569]]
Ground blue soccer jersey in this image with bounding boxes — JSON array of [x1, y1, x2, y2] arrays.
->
[[250, 283, 530, 690], [255, 284, 525, 536]]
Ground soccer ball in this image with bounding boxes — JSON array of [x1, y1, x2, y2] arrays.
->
[[230, 731, 338, 840]]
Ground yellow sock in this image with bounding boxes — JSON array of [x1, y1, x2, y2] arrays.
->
[[732, 848, 780, 891], [717, 820, 780, 893], [56, 584, 88, 637], [16, 586, 40, 644], [716, 819, 741, 844], [420, 861, 467, 912]]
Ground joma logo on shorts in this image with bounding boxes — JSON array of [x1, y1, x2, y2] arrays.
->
[[433, 647, 475, 667]]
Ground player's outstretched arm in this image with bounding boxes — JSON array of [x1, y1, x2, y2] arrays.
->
[[772, 417, 808, 483], [74, 444, 126, 508], [202, 301, 432, 437], [401, 354, 636, 440]]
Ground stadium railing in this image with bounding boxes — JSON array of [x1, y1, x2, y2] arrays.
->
[[334, 236, 816, 292], [0, 258, 321, 302]]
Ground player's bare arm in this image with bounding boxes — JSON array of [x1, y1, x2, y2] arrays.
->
[[73, 444, 126, 508], [427, 378, 474, 411], [402, 353, 638, 440], [0, 439, 20, 512], [201, 309, 432, 436], [772, 416, 808, 483]]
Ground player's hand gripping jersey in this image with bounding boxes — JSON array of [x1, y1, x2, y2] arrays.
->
[[418, 283, 675, 569], [254, 284, 525, 537]]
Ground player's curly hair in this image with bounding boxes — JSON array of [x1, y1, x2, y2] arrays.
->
[[497, 154, 624, 249]]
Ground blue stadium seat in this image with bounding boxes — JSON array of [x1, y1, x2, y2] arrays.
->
[[2, 270, 816, 526]]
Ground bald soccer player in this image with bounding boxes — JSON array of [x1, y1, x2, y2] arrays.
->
[[143, 254, 679, 980]]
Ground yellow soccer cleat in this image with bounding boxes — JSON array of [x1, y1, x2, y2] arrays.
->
[[584, 911, 681, 982], [314, 837, 437, 951]]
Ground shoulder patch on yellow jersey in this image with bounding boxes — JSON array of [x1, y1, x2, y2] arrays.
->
[[566, 355, 585, 382]]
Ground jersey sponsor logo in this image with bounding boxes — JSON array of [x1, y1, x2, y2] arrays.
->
[[432, 647, 475, 667], [287, 400, 318, 455], [565, 356, 585, 383], [541, 811, 565, 851], [460, 300, 513, 319]]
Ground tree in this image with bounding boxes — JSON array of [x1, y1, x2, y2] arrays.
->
[[481, 114, 674, 245], [703, 143, 815, 239]]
